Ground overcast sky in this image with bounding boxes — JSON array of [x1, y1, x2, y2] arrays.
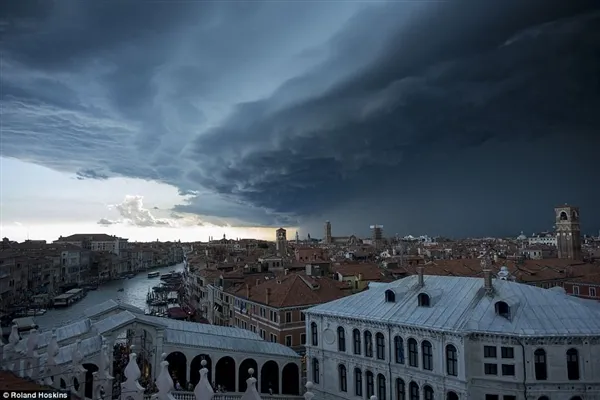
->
[[1, 0, 599, 241]]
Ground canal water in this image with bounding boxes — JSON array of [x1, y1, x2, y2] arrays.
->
[[34, 263, 185, 330]]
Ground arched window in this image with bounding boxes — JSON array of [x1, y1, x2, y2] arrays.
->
[[311, 322, 318, 346], [376, 332, 385, 360], [364, 331, 373, 357], [337, 326, 346, 352], [312, 358, 320, 384], [408, 338, 418, 367], [338, 365, 347, 392], [366, 371, 374, 398], [353, 329, 362, 355], [409, 381, 419, 400], [534, 348, 547, 380], [422, 340, 433, 371], [418, 293, 430, 307], [385, 289, 396, 302], [354, 368, 362, 396], [446, 344, 458, 376], [567, 348, 580, 380], [396, 378, 405, 400], [560, 211, 568, 220], [377, 373, 386, 400], [446, 391, 459, 400], [423, 386, 434, 400], [394, 336, 405, 364], [495, 301, 511, 319]]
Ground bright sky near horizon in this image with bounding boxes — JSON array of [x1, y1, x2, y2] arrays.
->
[[0, 157, 295, 242]]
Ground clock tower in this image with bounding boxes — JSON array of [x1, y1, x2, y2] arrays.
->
[[276, 228, 287, 257], [555, 204, 582, 260]]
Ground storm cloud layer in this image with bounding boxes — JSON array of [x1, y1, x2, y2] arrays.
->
[[2, 0, 599, 237]]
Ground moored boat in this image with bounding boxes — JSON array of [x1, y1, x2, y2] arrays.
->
[[148, 271, 160, 278]]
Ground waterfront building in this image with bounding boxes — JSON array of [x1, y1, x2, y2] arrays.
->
[[304, 265, 600, 400], [0, 298, 301, 397]]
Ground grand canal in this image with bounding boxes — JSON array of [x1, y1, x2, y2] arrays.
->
[[34, 263, 185, 330]]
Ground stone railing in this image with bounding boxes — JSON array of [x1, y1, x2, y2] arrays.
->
[[159, 393, 303, 400]]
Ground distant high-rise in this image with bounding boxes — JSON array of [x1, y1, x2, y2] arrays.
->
[[324, 221, 332, 244], [555, 205, 582, 260], [370, 224, 383, 249]]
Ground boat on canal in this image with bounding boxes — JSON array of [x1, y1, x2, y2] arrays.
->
[[53, 288, 85, 307], [147, 271, 160, 278]]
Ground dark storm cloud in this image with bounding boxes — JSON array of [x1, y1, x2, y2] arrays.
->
[[2, 0, 599, 236]]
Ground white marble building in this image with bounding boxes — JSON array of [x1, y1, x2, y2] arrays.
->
[[303, 266, 600, 400], [1, 299, 302, 399]]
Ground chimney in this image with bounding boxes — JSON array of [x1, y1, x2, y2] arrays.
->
[[483, 268, 493, 292], [481, 254, 494, 293], [246, 284, 251, 299], [266, 288, 271, 304], [417, 266, 424, 287]]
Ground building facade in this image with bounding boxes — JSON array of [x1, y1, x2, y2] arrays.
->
[[304, 271, 600, 400]]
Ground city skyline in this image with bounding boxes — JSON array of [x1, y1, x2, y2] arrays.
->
[[1, 1, 599, 239]]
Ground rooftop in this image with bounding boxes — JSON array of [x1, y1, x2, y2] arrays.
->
[[305, 275, 600, 337]]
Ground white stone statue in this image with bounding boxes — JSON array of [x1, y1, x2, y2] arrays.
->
[[153, 357, 174, 400], [25, 328, 40, 379], [304, 382, 315, 400], [240, 368, 260, 400], [193, 360, 214, 400], [44, 331, 60, 386]]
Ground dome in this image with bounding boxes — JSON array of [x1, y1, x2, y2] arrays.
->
[[517, 231, 527, 240]]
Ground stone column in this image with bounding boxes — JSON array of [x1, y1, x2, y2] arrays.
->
[[279, 365, 283, 395], [154, 330, 165, 381]]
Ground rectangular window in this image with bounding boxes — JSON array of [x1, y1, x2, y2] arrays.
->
[[366, 372, 374, 398], [285, 311, 292, 323], [408, 340, 418, 367], [285, 335, 292, 347], [590, 287, 597, 297], [269, 333, 277, 343], [501, 347, 514, 359], [502, 364, 515, 376], [300, 312, 306, 321], [300, 334, 306, 345], [573, 285, 580, 295], [354, 369, 362, 397], [394, 337, 404, 364], [484, 363, 498, 375], [353, 330, 361, 355], [484, 346, 497, 358]]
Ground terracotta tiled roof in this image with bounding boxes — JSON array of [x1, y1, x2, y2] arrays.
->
[[395, 258, 600, 285], [0, 370, 70, 393], [227, 272, 350, 308]]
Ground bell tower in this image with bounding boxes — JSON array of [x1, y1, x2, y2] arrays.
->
[[324, 221, 332, 244], [555, 204, 582, 260], [276, 228, 287, 257]]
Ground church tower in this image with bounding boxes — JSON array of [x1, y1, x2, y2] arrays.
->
[[555, 205, 582, 260], [324, 221, 332, 244], [276, 228, 287, 257]]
